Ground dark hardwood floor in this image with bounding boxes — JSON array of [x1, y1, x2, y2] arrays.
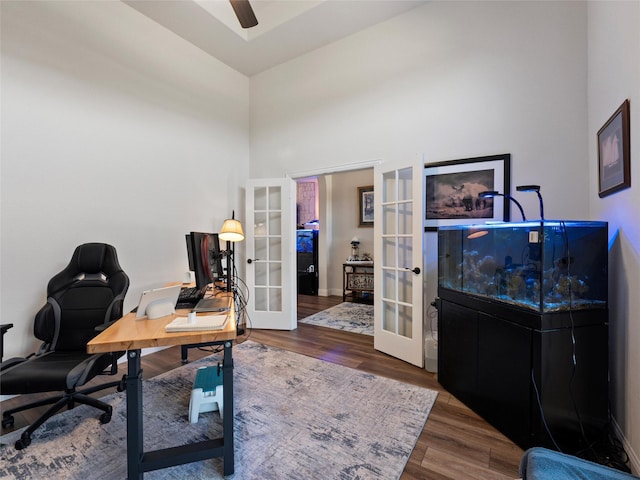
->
[[1, 294, 523, 479]]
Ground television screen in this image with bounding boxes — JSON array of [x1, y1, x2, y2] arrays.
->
[[297, 230, 314, 253]]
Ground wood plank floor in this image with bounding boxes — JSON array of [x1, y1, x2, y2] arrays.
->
[[1, 294, 523, 479]]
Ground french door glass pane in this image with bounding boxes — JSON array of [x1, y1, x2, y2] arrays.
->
[[398, 167, 412, 201], [382, 237, 396, 267], [269, 212, 282, 236], [268, 187, 281, 210], [269, 287, 282, 311], [382, 205, 396, 235], [269, 263, 282, 286], [398, 270, 412, 304], [255, 263, 267, 286], [254, 187, 267, 210], [383, 171, 396, 202], [398, 303, 412, 338], [255, 288, 267, 311], [382, 268, 396, 300], [398, 236, 412, 268], [398, 202, 412, 234], [254, 212, 267, 236], [382, 300, 395, 333]]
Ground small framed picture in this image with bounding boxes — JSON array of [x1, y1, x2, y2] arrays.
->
[[358, 185, 374, 227], [598, 99, 630, 198]]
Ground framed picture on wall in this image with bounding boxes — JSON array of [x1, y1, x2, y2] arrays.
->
[[358, 185, 374, 227], [598, 99, 630, 198], [424, 154, 511, 231]]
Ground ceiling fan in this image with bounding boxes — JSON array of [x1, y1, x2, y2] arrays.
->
[[229, 0, 258, 29]]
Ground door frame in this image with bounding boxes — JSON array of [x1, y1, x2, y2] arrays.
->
[[287, 159, 382, 299]]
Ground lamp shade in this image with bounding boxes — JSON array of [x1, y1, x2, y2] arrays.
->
[[219, 218, 245, 242]]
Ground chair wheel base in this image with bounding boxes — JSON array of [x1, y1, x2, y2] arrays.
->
[[99, 411, 112, 424], [2, 415, 14, 428], [116, 375, 127, 392], [15, 434, 31, 450]]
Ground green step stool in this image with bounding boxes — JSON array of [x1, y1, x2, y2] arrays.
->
[[189, 365, 223, 423]]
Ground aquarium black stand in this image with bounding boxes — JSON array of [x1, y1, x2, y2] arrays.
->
[[437, 289, 609, 453]]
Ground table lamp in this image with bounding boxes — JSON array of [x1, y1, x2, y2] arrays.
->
[[478, 190, 527, 221], [348, 236, 360, 261], [219, 212, 245, 292]]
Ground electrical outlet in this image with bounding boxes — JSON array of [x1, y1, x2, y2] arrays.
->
[[529, 231, 539, 243]]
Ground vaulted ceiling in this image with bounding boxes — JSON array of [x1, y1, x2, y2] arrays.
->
[[124, 0, 428, 76]]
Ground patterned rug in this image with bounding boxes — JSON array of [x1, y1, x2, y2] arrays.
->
[[0, 340, 437, 479], [299, 302, 374, 335]]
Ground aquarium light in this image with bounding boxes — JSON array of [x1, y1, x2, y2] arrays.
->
[[516, 185, 545, 221], [478, 190, 527, 221]]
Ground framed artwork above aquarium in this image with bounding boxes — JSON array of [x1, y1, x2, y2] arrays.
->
[[424, 154, 511, 231]]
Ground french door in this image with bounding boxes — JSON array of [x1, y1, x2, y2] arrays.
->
[[245, 178, 296, 330], [373, 159, 424, 367]]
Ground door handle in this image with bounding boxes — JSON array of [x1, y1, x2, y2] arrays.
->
[[405, 267, 421, 274], [247, 258, 259, 264]]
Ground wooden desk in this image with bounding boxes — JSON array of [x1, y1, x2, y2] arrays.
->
[[88, 301, 236, 479]]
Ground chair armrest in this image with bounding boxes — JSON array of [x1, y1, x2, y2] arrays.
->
[[95, 319, 120, 332]]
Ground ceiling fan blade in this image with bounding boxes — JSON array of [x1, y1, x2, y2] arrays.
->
[[229, 0, 258, 29]]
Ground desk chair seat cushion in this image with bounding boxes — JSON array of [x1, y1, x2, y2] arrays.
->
[[1, 350, 114, 393]]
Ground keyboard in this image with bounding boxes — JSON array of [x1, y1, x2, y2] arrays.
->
[[176, 287, 204, 308]]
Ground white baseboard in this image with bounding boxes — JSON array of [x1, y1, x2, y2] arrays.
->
[[612, 416, 640, 475]]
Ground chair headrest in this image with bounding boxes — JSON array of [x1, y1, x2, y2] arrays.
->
[[76, 243, 110, 274], [48, 243, 126, 296]]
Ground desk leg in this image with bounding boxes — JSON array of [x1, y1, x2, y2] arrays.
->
[[126, 350, 144, 480], [181, 345, 188, 364], [222, 341, 234, 476]]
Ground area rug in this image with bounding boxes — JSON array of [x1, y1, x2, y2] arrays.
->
[[299, 302, 374, 335], [0, 340, 437, 479]]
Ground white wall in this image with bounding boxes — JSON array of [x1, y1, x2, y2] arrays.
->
[[587, 1, 640, 471], [0, 1, 250, 359], [250, 1, 589, 219]]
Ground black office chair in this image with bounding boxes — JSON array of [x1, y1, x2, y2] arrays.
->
[[0, 243, 129, 450]]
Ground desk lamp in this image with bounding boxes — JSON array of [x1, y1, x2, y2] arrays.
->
[[219, 212, 245, 292], [478, 191, 527, 221], [516, 185, 544, 221]]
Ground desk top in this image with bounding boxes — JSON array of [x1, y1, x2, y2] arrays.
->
[[87, 296, 236, 354]]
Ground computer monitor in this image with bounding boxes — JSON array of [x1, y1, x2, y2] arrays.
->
[[189, 232, 224, 291], [185, 234, 195, 271]]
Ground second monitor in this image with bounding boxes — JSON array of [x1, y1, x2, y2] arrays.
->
[[189, 232, 224, 291]]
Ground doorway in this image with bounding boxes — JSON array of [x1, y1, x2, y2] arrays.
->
[[294, 168, 374, 318]]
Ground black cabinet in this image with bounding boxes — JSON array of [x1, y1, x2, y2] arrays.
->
[[438, 290, 608, 453], [298, 271, 318, 295], [297, 229, 318, 295]]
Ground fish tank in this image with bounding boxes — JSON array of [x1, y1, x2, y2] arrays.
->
[[438, 221, 608, 313]]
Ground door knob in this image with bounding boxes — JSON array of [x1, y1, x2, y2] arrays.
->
[[405, 267, 421, 274], [247, 258, 259, 264]]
